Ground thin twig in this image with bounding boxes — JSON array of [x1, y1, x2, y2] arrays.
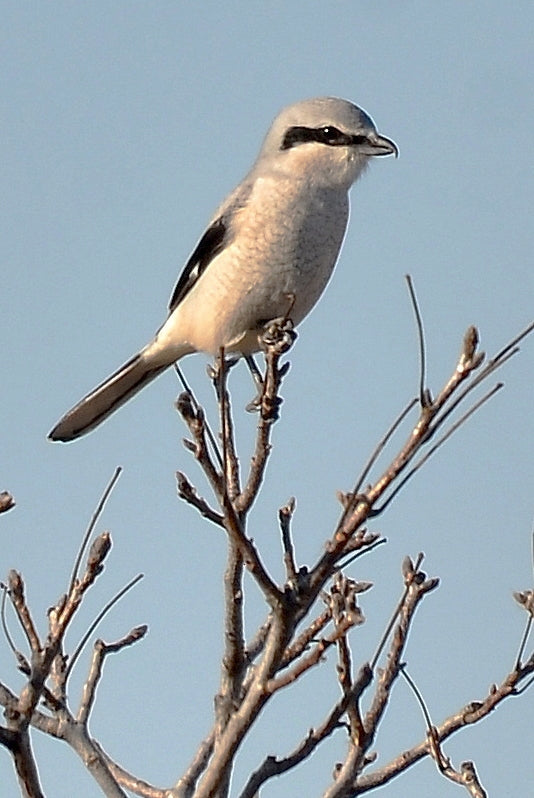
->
[[0, 583, 18, 659], [175, 362, 224, 470], [405, 275, 428, 406], [334, 398, 417, 548], [279, 497, 298, 585], [176, 472, 224, 526], [431, 319, 534, 429], [218, 348, 241, 502], [244, 616, 272, 664], [235, 329, 294, 514], [267, 617, 355, 693], [376, 383, 503, 514], [221, 495, 282, 606], [515, 616, 533, 670], [173, 729, 216, 797], [77, 627, 147, 725], [490, 319, 534, 363], [279, 608, 332, 669], [399, 667, 491, 798], [399, 664, 434, 729], [351, 398, 418, 501], [206, 350, 283, 605], [355, 655, 531, 794], [335, 537, 387, 572], [238, 663, 373, 798], [370, 553, 425, 670], [69, 467, 122, 594], [177, 394, 224, 499], [92, 738, 166, 798], [514, 528, 534, 668], [66, 573, 144, 678], [7, 571, 41, 656]]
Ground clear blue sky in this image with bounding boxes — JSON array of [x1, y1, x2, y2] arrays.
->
[[2, 2, 533, 796]]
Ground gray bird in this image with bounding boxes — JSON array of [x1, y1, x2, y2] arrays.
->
[[49, 97, 397, 442]]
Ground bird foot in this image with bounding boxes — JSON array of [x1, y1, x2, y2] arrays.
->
[[207, 356, 240, 400], [260, 316, 297, 355]]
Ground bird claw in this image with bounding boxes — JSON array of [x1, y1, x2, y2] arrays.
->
[[246, 394, 262, 413], [260, 317, 297, 355], [207, 356, 240, 400], [206, 356, 240, 382]]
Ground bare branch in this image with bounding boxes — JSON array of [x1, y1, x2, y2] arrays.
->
[[513, 529, 534, 667], [244, 616, 272, 663], [67, 573, 144, 679], [176, 392, 224, 499], [238, 663, 373, 798], [1, 581, 23, 662], [370, 553, 426, 670], [1, 726, 45, 798], [69, 466, 122, 594], [336, 623, 361, 740], [62, 726, 129, 797], [94, 737, 168, 798], [279, 608, 331, 668], [235, 323, 295, 514], [429, 320, 534, 433], [215, 539, 246, 747], [2, 317, 532, 797], [176, 471, 224, 526], [279, 497, 298, 585], [309, 322, 533, 597], [427, 728, 488, 797], [405, 275, 429, 406], [217, 349, 241, 503], [267, 616, 356, 693], [220, 498, 282, 606], [174, 362, 224, 470], [400, 664, 489, 795], [7, 570, 41, 657], [356, 655, 534, 793], [77, 626, 147, 726], [173, 729, 216, 798], [365, 564, 439, 736], [349, 398, 418, 501], [193, 615, 292, 798], [376, 382, 503, 514]]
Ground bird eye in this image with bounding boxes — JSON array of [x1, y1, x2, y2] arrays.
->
[[320, 126, 342, 143], [280, 125, 352, 151]]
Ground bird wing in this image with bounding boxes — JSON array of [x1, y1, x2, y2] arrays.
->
[[168, 217, 227, 312], [168, 180, 254, 314]]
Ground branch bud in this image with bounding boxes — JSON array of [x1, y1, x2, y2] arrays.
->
[[87, 532, 112, 573]]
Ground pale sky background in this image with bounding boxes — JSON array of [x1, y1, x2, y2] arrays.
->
[[2, 2, 533, 796]]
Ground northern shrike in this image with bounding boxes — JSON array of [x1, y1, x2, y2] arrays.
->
[[49, 97, 397, 442]]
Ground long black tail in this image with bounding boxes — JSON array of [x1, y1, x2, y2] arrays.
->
[[48, 352, 169, 442]]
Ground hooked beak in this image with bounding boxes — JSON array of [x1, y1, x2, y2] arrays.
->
[[363, 132, 399, 158]]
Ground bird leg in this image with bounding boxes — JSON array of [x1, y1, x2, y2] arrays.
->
[[244, 355, 265, 412], [246, 310, 298, 412], [207, 355, 241, 401]]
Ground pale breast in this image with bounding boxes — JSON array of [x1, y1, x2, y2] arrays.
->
[[176, 175, 349, 355]]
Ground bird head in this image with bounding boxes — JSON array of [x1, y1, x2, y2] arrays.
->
[[257, 97, 398, 189]]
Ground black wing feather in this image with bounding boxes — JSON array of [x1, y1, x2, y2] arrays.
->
[[168, 217, 227, 312]]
